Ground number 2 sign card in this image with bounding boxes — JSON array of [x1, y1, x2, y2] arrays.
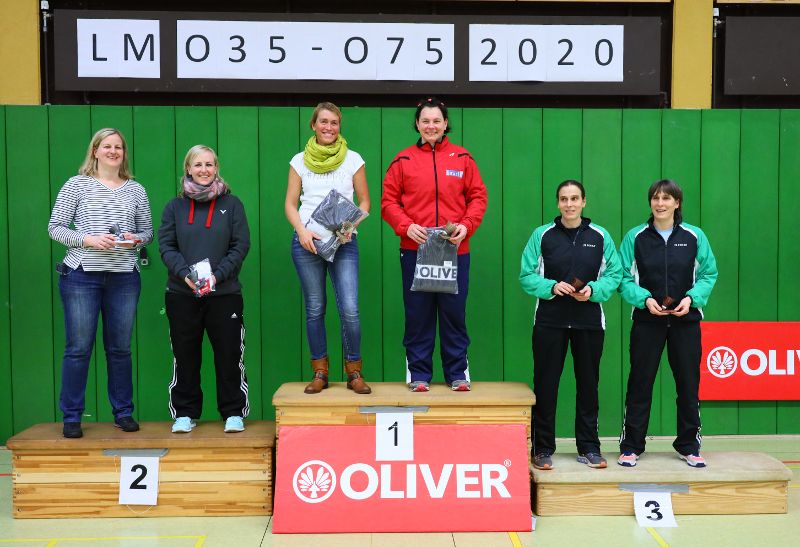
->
[[119, 456, 160, 505]]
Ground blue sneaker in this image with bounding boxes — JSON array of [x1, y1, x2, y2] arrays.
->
[[224, 416, 245, 433], [171, 417, 196, 433]]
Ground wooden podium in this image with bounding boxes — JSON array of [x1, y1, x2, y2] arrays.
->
[[272, 381, 535, 446], [6, 420, 275, 518], [532, 451, 792, 516]]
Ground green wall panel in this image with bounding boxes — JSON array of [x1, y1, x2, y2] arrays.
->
[[583, 109, 622, 437], [463, 109, 503, 382], [259, 107, 302, 415], [7, 106, 55, 431], [699, 110, 741, 434], [777, 110, 800, 433], [502, 109, 541, 386], [218, 107, 262, 419], [132, 106, 175, 422], [737, 110, 779, 434], [0, 107, 11, 442], [1, 105, 798, 442]]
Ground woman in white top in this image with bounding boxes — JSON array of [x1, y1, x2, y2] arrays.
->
[[285, 102, 371, 395], [48, 128, 153, 438]]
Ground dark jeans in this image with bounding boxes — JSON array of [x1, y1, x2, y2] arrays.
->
[[58, 265, 140, 423], [291, 234, 361, 361], [400, 249, 471, 384]]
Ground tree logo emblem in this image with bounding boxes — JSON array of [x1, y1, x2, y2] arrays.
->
[[707, 346, 737, 378], [293, 460, 336, 503]]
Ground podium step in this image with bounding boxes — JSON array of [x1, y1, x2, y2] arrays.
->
[[532, 451, 792, 516], [273, 381, 535, 453], [7, 421, 275, 518]]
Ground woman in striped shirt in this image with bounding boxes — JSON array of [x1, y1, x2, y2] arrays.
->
[[48, 128, 153, 439]]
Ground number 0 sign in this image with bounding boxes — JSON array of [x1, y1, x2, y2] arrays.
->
[[119, 456, 160, 505]]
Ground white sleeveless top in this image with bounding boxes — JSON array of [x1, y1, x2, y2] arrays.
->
[[289, 149, 365, 225]]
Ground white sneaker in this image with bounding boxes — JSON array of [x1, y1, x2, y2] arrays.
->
[[224, 416, 245, 433], [172, 416, 196, 433]]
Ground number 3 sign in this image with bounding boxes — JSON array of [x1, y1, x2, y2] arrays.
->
[[119, 456, 160, 505], [633, 491, 678, 528]]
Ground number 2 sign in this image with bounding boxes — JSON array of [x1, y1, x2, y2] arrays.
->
[[119, 456, 160, 505]]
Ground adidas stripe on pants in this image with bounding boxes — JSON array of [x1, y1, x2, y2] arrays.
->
[[166, 291, 249, 421]]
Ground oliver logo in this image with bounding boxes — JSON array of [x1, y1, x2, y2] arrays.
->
[[707, 346, 737, 378], [293, 460, 336, 503]]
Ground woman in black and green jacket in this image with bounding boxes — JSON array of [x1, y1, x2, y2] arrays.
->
[[617, 179, 717, 468], [520, 180, 622, 471]]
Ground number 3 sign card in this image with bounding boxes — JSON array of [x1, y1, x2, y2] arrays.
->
[[633, 491, 678, 528], [119, 456, 160, 505]]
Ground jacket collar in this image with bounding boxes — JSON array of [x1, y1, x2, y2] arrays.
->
[[416, 135, 449, 152], [554, 216, 591, 231]]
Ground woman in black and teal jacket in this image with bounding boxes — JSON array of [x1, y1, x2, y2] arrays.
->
[[617, 179, 717, 469], [520, 180, 622, 471]]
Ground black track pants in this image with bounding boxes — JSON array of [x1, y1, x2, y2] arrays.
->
[[532, 325, 605, 455], [166, 292, 249, 421], [620, 320, 702, 456]]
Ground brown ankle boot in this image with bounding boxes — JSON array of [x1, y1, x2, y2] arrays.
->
[[345, 359, 371, 394], [304, 356, 329, 394]]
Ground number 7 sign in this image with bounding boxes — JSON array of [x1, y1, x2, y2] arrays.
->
[[375, 413, 414, 461], [119, 455, 160, 505]]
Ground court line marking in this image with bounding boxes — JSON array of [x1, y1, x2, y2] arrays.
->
[[782, 460, 800, 464], [0, 536, 206, 546], [0, 474, 11, 477], [646, 527, 670, 547], [508, 531, 523, 547], [785, 465, 800, 469]]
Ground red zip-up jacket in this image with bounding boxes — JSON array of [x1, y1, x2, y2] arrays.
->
[[381, 137, 488, 254]]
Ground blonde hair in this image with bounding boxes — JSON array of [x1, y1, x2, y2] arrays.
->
[[179, 144, 227, 195], [79, 128, 133, 179], [309, 102, 342, 129]]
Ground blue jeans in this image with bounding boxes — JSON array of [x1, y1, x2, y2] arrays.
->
[[58, 265, 141, 422], [291, 235, 361, 361]]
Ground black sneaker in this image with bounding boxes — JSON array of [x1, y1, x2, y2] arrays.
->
[[533, 452, 554, 470], [577, 452, 608, 468], [63, 422, 83, 438], [114, 416, 140, 432]]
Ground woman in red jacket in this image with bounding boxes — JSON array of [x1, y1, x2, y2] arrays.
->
[[381, 97, 488, 392]]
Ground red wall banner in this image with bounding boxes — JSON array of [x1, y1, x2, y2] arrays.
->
[[273, 424, 531, 533], [700, 322, 800, 400]]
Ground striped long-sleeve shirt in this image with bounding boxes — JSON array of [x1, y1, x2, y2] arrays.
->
[[48, 175, 154, 272]]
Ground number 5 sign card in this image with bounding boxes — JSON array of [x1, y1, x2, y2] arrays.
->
[[119, 456, 160, 505]]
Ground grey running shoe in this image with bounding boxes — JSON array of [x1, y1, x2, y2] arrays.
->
[[533, 453, 554, 470], [408, 381, 430, 392], [577, 452, 608, 468]]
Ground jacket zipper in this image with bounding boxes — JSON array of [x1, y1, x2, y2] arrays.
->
[[432, 144, 439, 225]]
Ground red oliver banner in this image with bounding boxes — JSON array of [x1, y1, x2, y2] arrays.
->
[[273, 424, 531, 533], [700, 322, 800, 400]]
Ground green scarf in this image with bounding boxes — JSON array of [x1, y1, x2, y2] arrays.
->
[[303, 134, 348, 174]]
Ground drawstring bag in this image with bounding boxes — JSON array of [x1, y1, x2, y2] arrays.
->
[[410, 226, 459, 294], [305, 189, 368, 262]]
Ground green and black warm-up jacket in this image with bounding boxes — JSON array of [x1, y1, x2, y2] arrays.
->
[[519, 217, 622, 331], [618, 220, 718, 323]]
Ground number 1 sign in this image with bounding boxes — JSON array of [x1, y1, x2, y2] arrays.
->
[[119, 456, 160, 505], [375, 413, 414, 461]]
